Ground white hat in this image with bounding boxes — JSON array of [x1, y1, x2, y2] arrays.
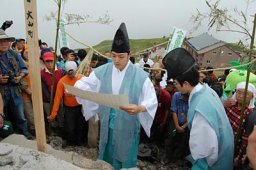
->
[[0, 29, 15, 42], [232, 82, 256, 109], [65, 61, 77, 72]]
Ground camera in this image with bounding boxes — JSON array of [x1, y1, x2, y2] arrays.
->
[[8, 71, 19, 85], [1, 20, 13, 31]]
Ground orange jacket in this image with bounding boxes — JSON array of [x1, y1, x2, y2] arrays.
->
[[50, 74, 83, 118]]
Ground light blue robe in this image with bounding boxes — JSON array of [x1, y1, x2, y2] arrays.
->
[[94, 62, 148, 169], [187, 84, 234, 170]]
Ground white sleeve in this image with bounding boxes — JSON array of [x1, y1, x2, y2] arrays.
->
[[189, 112, 218, 166], [138, 77, 158, 137], [138, 59, 144, 67], [74, 72, 100, 120]]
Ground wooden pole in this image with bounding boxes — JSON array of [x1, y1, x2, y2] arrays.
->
[[236, 13, 256, 149], [24, 0, 47, 152], [50, 0, 62, 107]]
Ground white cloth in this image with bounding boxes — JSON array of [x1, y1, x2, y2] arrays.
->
[[74, 61, 158, 137], [138, 58, 154, 67], [232, 82, 256, 109], [188, 83, 218, 166], [160, 72, 167, 88]]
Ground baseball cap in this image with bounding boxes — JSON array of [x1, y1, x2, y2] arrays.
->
[[65, 61, 77, 72], [43, 52, 54, 61]]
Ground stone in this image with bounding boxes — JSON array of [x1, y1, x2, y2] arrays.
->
[[0, 143, 83, 170], [148, 165, 157, 170], [72, 153, 94, 168], [49, 136, 63, 149], [0, 143, 14, 156], [91, 160, 113, 170], [0, 156, 13, 166], [142, 167, 148, 170], [137, 160, 145, 167], [19, 154, 35, 165]]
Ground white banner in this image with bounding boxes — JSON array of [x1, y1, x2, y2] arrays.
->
[[166, 27, 186, 53], [59, 19, 69, 48]]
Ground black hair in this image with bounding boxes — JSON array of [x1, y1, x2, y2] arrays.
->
[[96, 56, 108, 67], [77, 49, 87, 61], [42, 42, 48, 46], [129, 56, 135, 64], [143, 64, 150, 68], [60, 47, 69, 56], [206, 66, 214, 74], [224, 69, 230, 76], [57, 55, 63, 62], [175, 65, 199, 87], [11, 42, 17, 49], [143, 64, 150, 73], [143, 53, 149, 58], [204, 75, 217, 86], [91, 54, 98, 61], [218, 75, 226, 82], [210, 82, 223, 98], [16, 38, 25, 42]]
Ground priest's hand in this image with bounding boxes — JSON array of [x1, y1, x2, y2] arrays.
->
[[120, 104, 146, 115]]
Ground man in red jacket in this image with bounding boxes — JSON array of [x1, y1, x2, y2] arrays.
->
[[41, 52, 63, 133]]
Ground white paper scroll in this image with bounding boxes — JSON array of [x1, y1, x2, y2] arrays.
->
[[64, 84, 129, 109]]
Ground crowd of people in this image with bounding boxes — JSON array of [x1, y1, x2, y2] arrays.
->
[[0, 20, 256, 170]]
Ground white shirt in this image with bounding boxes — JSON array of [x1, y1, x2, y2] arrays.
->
[[75, 61, 158, 137], [188, 83, 218, 166], [139, 58, 154, 67], [160, 72, 167, 88]]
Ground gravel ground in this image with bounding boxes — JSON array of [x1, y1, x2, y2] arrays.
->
[[47, 135, 190, 170]]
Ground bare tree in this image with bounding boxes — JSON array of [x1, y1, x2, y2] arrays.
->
[[45, 0, 113, 25], [191, 0, 254, 43]]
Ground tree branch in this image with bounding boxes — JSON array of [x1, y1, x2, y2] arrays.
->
[[216, 29, 249, 35]]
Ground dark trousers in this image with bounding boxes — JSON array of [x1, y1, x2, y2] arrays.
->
[[166, 127, 190, 160], [64, 105, 88, 145], [4, 93, 29, 137]]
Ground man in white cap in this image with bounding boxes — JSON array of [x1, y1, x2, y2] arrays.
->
[[225, 82, 256, 168], [48, 61, 88, 146], [75, 23, 157, 169], [0, 28, 32, 139]]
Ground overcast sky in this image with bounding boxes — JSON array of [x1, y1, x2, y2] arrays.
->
[[1, 0, 255, 49]]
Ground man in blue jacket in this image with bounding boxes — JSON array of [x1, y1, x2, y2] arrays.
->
[[0, 29, 32, 139]]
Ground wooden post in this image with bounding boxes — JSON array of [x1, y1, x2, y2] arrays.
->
[[236, 13, 256, 147], [24, 0, 47, 152]]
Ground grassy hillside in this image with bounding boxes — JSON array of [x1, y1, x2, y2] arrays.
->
[[92, 37, 168, 56]]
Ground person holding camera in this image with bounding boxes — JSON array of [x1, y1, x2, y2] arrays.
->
[[0, 28, 32, 139]]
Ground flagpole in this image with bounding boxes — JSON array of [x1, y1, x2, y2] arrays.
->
[[50, 0, 62, 107], [236, 13, 256, 151]]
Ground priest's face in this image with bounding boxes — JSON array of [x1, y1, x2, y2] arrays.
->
[[174, 80, 190, 94], [111, 52, 130, 71]]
